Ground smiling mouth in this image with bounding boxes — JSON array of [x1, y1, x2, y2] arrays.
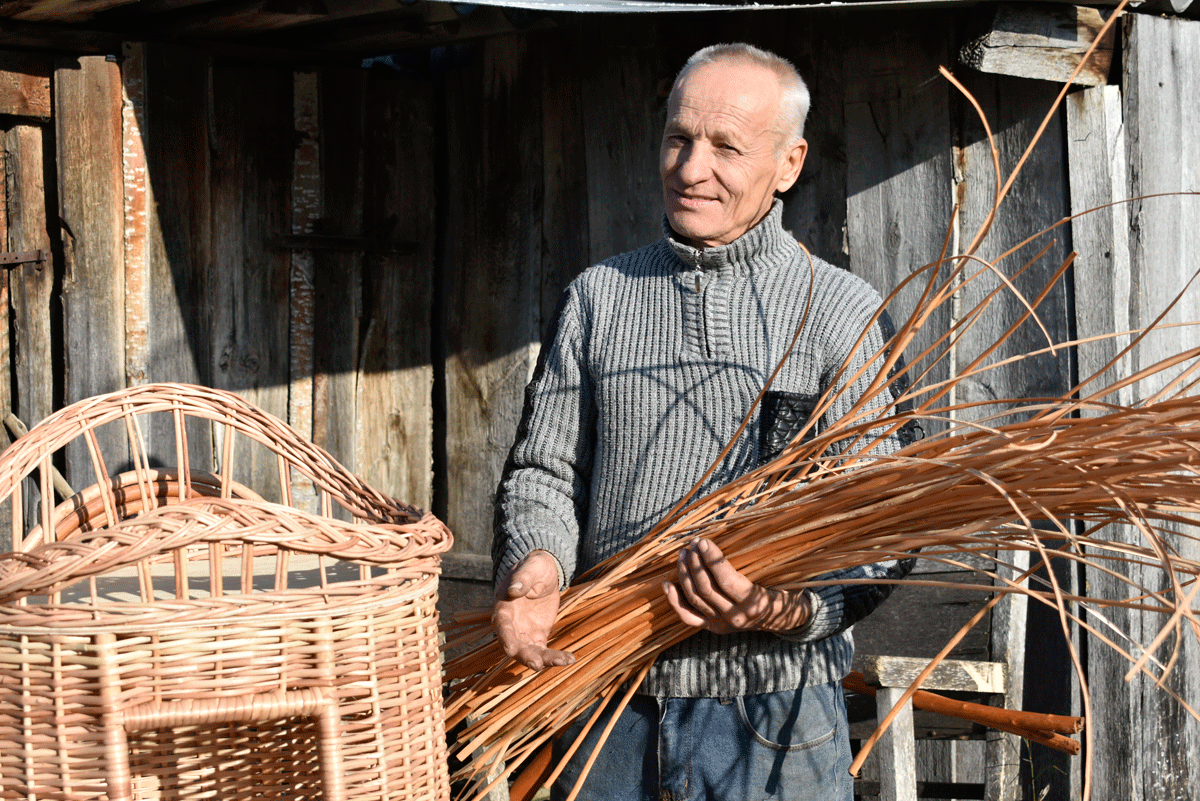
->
[[670, 190, 719, 208]]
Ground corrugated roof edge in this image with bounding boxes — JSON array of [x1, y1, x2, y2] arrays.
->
[[434, 0, 1133, 13]]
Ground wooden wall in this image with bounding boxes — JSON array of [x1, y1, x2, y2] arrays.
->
[[2, 7, 1197, 798]]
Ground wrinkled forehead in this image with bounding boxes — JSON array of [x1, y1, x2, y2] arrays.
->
[[665, 60, 784, 139]]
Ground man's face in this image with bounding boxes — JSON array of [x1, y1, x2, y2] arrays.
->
[[660, 59, 807, 249]]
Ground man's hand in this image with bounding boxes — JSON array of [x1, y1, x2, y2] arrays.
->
[[663, 538, 812, 635], [493, 550, 576, 670]]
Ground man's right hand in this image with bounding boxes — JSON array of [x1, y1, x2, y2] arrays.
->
[[493, 550, 576, 671]]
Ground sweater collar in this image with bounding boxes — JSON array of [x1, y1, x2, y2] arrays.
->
[[663, 198, 797, 273]]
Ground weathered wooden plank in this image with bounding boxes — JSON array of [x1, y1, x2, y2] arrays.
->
[[956, 70, 1077, 801], [0, 141, 10, 549], [140, 43, 214, 471], [1066, 85, 1131, 408], [1085, 14, 1200, 801], [55, 55, 127, 487], [289, 68, 319, 511], [876, 686, 919, 801], [860, 654, 1008, 694], [0, 51, 50, 119], [960, 4, 1115, 87], [540, 27, 590, 329], [442, 34, 543, 571], [781, 23, 850, 267], [122, 42, 150, 388], [0, 19, 122, 54], [357, 71, 434, 512], [6, 123, 52, 426], [438, 29, 589, 618], [13, 0, 131, 23], [844, 13, 955, 424], [581, 27, 665, 263], [854, 574, 994, 663], [6, 122, 53, 531], [842, 16, 982, 674], [209, 62, 292, 499], [311, 67, 365, 483]]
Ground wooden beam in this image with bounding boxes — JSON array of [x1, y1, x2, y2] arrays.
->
[[12, 0, 132, 24], [276, 5, 552, 54], [959, 4, 1116, 87], [147, 0, 328, 37], [858, 655, 1008, 694], [0, 17, 123, 52]]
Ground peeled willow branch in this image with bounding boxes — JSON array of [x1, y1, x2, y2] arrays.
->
[[841, 671, 1083, 754], [443, 3, 1200, 799]]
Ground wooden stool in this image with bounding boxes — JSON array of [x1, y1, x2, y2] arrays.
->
[[853, 655, 1016, 801]]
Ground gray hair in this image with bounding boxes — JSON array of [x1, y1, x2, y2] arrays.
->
[[672, 43, 811, 147]]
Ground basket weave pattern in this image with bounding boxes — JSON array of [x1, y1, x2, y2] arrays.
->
[[0, 384, 452, 801]]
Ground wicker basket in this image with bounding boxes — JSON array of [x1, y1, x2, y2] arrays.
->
[[0, 384, 453, 801]]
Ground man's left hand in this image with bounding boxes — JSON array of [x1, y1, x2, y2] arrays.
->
[[663, 538, 811, 634]]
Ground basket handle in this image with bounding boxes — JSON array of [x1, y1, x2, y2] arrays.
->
[[96, 629, 350, 801], [0, 496, 449, 602], [0, 383, 427, 528]]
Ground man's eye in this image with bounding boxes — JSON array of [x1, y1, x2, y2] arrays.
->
[[718, 143, 739, 152]]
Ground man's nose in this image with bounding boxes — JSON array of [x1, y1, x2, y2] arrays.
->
[[676, 142, 713, 184]]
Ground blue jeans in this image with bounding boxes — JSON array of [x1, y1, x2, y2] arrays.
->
[[550, 681, 853, 801]]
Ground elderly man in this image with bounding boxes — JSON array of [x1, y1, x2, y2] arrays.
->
[[491, 43, 912, 801]]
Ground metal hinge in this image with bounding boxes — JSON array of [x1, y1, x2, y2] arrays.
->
[[0, 250, 50, 267]]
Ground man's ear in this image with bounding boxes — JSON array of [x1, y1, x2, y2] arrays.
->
[[775, 139, 808, 193]]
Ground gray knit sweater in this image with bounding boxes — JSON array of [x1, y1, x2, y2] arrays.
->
[[493, 200, 912, 698]]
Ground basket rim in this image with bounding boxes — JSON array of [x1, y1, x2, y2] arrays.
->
[[1, 495, 449, 603], [0, 382, 446, 530]]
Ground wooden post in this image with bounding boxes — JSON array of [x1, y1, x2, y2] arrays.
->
[[876, 687, 918, 801]]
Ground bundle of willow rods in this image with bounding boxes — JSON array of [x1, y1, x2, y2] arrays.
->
[[444, 5, 1200, 799], [443, 317, 1200, 799]]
